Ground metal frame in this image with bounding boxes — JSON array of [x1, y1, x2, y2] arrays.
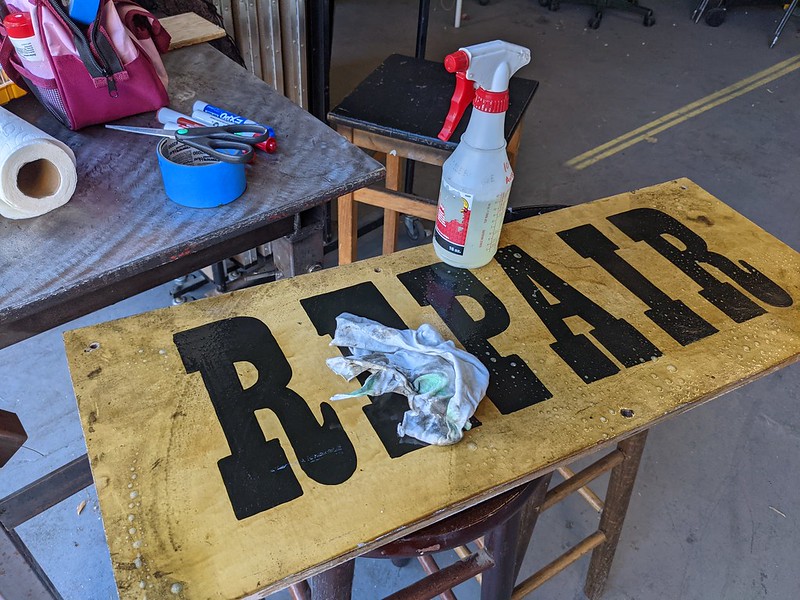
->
[[0, 456, 93, 599], [257, 0, 286, 92], [280, 0, 308, 107], [0, 216, 295, 351]]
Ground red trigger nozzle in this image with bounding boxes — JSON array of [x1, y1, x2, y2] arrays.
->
[[438, 63, 475, 142], [444, 50, 469, 74]]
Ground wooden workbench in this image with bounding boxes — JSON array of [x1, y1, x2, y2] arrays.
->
[[65, 179, 800, 599], [0, 43, 383, 350]]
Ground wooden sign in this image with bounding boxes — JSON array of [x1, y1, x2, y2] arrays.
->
[[65, 179, 800, 599]]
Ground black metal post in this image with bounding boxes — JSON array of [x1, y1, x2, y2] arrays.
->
[[404, 0, 432, 195], [308, 0, 335, 242]]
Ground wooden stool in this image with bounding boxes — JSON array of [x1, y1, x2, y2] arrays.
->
[[328, 54, 538, 263], [289, 430, 649, 600], [298, 476, 551, 600]]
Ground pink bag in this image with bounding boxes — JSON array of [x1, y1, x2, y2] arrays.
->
[[0, 0, 170, 129]]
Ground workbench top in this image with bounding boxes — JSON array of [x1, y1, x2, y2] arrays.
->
[[0, 43, 383, 349]]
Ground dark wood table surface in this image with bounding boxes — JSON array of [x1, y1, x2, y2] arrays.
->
[[0, 43, 383, 350]]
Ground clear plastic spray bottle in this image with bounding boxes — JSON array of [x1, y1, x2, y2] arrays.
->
[[433, 40, 530, 269]]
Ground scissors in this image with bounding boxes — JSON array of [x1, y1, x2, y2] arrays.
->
[[105, 124, 269, 164]]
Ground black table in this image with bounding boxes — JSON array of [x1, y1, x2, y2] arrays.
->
[[0, 43, 382, 598]]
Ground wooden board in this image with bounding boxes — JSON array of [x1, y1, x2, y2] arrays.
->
[[162, 13, 227, 51], [64, 179, 800, 599]]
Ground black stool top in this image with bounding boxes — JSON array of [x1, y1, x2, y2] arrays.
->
[[328, 54, 539, 152]]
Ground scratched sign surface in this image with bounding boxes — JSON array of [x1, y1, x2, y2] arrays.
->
[[65, 180, 800, 599]]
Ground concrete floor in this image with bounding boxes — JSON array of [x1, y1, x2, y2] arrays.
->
[[2, 0, 799, 598]]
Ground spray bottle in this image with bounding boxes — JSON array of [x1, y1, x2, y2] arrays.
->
[[433, 40, 530, 268]]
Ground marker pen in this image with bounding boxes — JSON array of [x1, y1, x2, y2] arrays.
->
[[190, 110, 231, 127], [160, 107, 277, 154], [190, 111, 277, 154], [190, 108, 276, 139], [157, 107, 213, 126], [193, 101, 277, 153], [162, 117, 205, 131]]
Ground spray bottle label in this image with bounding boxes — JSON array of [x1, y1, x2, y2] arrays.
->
[[434, 179, 511, 264], [434, 181, 473, 256]]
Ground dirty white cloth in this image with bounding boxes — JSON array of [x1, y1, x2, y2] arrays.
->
[[326, 313, 489, 445]]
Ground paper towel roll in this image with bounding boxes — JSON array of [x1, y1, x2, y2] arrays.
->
[[0, 106, 77, 219]]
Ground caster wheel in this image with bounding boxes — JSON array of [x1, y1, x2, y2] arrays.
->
[[588, 11, 602, 29], [548, 0, 560, 11], [704, 7, 725, 26], [538, 0, 550, 6], [643, 11, 655, 26], [403, 215, 425, 241], [391, 558, 412, 568]]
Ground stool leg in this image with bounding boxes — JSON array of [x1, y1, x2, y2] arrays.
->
[[289, 580, 312, 600], [382, 153, 405, 255], [383, 210, 400, 256], [310, 559, 355, 600], [480, 508, 523, 599], [338, 192, 358, 264], [336, 126, 358, 264], [583, 430, 649, 599], [513, 473, 553, 581]]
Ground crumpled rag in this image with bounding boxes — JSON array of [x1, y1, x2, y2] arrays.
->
[[326, 313, 490, 445]]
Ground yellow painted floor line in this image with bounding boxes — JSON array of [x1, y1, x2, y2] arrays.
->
[[566, 54, 800, 171]]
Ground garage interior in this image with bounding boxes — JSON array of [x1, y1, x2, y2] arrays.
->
[[1, 0, 799, 598]]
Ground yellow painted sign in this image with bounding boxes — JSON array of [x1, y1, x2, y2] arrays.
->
[[65, 179, 800, 599]]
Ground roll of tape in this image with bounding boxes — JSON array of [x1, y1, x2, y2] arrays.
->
[[68, 0, 101, 26], [156, 139, 246, 208]]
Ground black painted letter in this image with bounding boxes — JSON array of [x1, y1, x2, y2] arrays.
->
[[495, 245, 662, 383], [608, 208, 793, 322], [174, 317, 357, 520], [398, 262, 552, 413], [301, 282, 427, 458], [558, 223, 718, 345]]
